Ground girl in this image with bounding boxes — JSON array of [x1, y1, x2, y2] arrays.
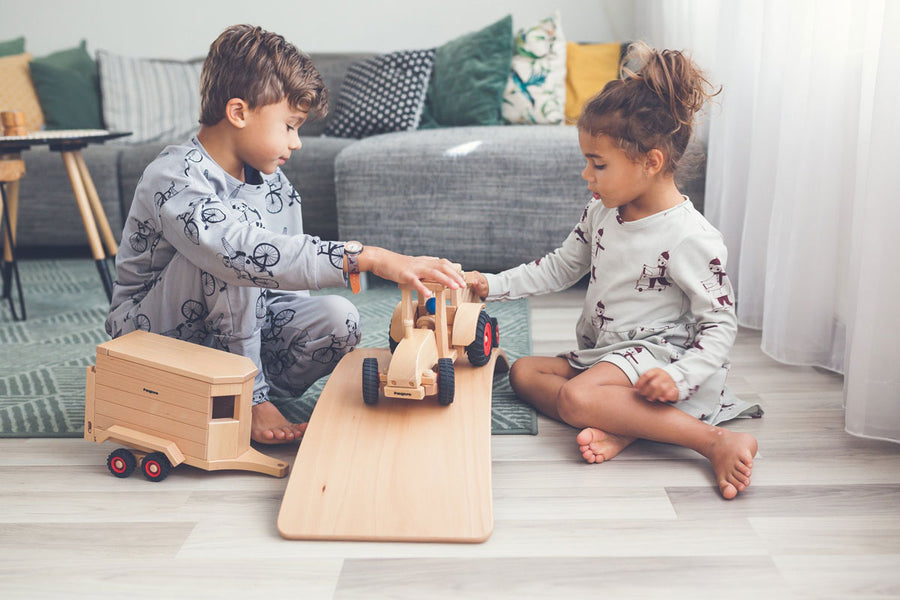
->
[[472, 42, 762, 499]]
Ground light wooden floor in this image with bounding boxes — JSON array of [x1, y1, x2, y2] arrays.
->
[[2, 286, 899, 599]]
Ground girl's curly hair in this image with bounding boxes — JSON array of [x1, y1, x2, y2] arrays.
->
[[577, 41, 719, 175]]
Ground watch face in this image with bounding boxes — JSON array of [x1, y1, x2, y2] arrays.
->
[[345, 241, 363, 254]]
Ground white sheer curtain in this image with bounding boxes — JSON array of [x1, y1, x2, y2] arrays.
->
[[635, 0, 900, 442]]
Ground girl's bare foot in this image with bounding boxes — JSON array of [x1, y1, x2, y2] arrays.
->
[[576, 427, 636, 464], [702, 428, 757, 499], [251, 401, 308, 444]]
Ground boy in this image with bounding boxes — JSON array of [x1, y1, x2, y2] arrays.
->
[[106, 24, 464, 444]]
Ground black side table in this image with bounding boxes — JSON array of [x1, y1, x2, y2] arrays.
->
[[0, 129, 131, 320]]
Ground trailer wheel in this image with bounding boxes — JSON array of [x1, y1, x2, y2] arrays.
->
[[362, 357, 380, 405], [141, 452, 172, 482], [437, 358, 455, 406], [107, 448, 137, 478], [466, 310, 493, 367]]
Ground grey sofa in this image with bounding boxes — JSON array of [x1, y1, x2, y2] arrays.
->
[[12, 52, 705, 273]]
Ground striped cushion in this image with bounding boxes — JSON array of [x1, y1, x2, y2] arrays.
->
[[97, 50, 202, 144]]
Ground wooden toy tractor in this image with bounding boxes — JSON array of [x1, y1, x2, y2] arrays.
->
[[362, 271, 498, 406]]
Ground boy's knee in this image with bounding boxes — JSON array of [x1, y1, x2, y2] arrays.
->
[[318, 295, 361, 348]]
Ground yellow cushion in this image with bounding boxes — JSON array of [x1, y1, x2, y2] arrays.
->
[[0, 52, 45, 132], [565, 42, 621, 124]]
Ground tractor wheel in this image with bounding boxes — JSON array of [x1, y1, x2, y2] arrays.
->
[[490, 316, 499, 347], [466, 310, 493, 367], [437, 358, 455, 406], [107, 448, 137, 478], [141, 452, 172, 482], [363, 357, 380, 405]]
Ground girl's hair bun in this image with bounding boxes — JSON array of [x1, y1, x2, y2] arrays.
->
[[577, 41, 720, 175]]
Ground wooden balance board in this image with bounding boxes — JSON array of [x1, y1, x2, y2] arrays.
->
[[277, 347, 509, 542]]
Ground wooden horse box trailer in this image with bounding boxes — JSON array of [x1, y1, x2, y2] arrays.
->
[[84, 330, 287, 481]]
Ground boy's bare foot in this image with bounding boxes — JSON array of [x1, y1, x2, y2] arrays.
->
[[576, 427, 636, 464], [703, 428, 757, 499], [251, 401, 308, 444]]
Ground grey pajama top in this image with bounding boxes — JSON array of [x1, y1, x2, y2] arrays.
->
[[108, 136, 348, 325]]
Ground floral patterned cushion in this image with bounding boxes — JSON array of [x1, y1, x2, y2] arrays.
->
[[501, 12, 567, 125]]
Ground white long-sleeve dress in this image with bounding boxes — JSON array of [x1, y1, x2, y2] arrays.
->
[[484, 197, 762, 424]]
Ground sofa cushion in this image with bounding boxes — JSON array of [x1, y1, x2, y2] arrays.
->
[[335, 125, 587, 272], [502, 11, 567, 125], [29, 41, 104, 130], [300, 52, 376, 137], [565, 42, 623, 123], [0, 53, 44, 132], [324, 49, 435, 139], [97, 50, 202, 144], [420, 16, 514, 128], [0, 37, 25, 57]]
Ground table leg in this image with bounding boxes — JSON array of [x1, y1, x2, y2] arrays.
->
[[74, 151, 119, 256], [0, 182, 25, 320], [60, 151, 114, 301], [1, 179, 17, 295]]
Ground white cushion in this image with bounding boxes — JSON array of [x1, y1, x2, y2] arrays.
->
[[97, 49, 202, 144]]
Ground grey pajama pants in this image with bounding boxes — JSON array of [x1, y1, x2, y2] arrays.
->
[[106, 253, 361, 404]]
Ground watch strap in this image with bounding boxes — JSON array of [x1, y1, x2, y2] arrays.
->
[[345, 242, 362, 294]]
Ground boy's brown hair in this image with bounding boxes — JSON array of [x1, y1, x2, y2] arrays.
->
[[199, 24, 328, 126]]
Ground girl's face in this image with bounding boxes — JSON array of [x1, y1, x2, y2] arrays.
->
[[237, 98, 307, 175], [578, 131, 648, 212]]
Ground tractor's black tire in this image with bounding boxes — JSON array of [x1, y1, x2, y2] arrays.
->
[[107, 448, 137, 478], [437, 358, 455, 406], [141, 452, 172, 482], [363, 357, 380, 405], [490, 316, 499, 348], [466, 310, 493, 367]]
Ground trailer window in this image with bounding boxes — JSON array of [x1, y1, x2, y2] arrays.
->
[[211, 395, 237, 420]]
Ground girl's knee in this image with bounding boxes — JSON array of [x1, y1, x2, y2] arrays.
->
[[509, 357, 540, 394], [556, 380, 590, 425], [508, 358, 527, 391]]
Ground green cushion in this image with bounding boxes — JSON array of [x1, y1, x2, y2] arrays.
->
[[421, 15, 514, 127], [0, 36, 25, 57], [29, 40, 103, 129]]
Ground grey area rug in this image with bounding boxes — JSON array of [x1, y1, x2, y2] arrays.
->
[[0, 259, 537, 437]]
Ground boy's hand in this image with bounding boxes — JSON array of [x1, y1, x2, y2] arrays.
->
[[634, 368, 679, 403], [469, 271, 489, 299], [361, 246, 466, 298]]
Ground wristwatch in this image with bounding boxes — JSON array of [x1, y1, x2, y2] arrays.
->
[[344, 240, 364, 294]]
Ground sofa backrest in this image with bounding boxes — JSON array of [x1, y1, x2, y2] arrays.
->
[[300, 52, 377, 137]]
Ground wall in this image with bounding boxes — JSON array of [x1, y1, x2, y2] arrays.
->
[[1, 0, 635, 59]]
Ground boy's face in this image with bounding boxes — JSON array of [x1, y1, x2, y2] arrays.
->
[[237, 98, 308, 175]]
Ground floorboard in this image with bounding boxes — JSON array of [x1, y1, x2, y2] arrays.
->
[[1, 285, 898, 599]]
